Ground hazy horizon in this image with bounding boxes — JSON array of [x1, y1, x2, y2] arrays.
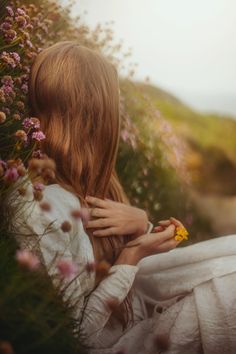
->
[[61, 0, 236, 117]]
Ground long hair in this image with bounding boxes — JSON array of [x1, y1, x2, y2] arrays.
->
[[28, 41, 133, 326]]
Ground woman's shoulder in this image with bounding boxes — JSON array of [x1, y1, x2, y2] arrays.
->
[[43, 183, 81, 210], [9, 180, 82, 232], [10, 180, 93, 259]]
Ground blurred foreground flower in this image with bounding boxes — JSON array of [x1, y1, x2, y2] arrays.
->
[[0, 340, 14, 354], [56, 259, 78, 281], [16, 249, 40, 271], [71, 207, 90, 225], [85, 260, 110, 281]]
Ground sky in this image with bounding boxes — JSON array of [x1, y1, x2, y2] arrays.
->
[[62, 0, 236, 117]]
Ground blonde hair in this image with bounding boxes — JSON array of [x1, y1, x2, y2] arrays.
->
[[29, 41, 133, 326]]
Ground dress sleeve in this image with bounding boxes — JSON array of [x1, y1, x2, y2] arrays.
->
[[80, 263, 139, 344], [12, 183, 139, 345]]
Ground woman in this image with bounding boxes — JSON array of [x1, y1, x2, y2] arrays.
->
[[12, 41, 236, 354]]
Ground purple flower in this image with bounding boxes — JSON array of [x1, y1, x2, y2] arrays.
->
[[4, 167, 19, 183], [4, 29, 17, 42], [1, 51, 21, 68], [6, 6, 14, 17], [23, 117, 40, 130], [2, 85, 14, 95], [21, 83, 28, 93], [32, 131, 46, 141], [120, 129, 130, 142], [32, 149, 43, 159], [21, 74, 29, 82], [57, 259, 79, 281], [0, 22, 12, 30], [11, 52, 20, 63], [16, 8, 26, 16], [16, 16, 27, 28], [1, 76, 13, 86], [16, 250, 40, 271]]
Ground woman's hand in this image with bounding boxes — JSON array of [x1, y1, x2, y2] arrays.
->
[[85, 196, 149, 238], [115, 224, 180, 265], [155, 217, 185, 232], [155, 217, 189, 242]]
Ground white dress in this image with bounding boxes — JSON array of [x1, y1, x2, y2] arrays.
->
[[11, 182, 236, 354]]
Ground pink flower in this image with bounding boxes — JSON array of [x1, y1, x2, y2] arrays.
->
[[16, 250, 40, 271], [16, 8, 26, 16], [23, 117, 40, 130], [1, 75, 13, 86], [12, 52, 20, 62], [0, 22, 12, 30], [1, 51, 21, 68], [32, 149, 43, 159], [120, 129, 130, 142], [15, 15, 27, 28], [33, 182, 45, 191], [32, 131, 46, 141], [80, 208, 91, 224], [2, 85, 13, 95], [4, 167, 19, 183], [6, 6, 14, 17], [71, 207, 91, 225], [21, 83, 28, 93], [57, 259, 78, 280], [4, 29, 17, 43]]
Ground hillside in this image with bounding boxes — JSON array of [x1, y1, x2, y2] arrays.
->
[[126, 81, 236, 236], [136, 82, 236, 196]]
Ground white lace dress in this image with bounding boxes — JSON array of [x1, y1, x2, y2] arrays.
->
[[12, 183, 236, 354]]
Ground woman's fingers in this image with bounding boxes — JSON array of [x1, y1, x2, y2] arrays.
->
[[158, 220, 171, 226], [86, 218, 114, 229], [157, 238, 180, 253], [170, 217, 183, 228], [93, 227, 118, 237], [89, 207, 111, 218], [153, 225, 164, 232], [158, 217, 185, 229], [85, 196, 108, 208], [154, 224, 175, 242]]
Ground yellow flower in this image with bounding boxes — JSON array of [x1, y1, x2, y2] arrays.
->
[[174, 226, 189, 241]]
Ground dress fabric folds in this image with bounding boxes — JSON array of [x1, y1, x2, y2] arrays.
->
[[10, 182, 236, 354]]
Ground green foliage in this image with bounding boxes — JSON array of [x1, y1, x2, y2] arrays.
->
[[0, 232, 84, 354], [118, 80, 212, 244]]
